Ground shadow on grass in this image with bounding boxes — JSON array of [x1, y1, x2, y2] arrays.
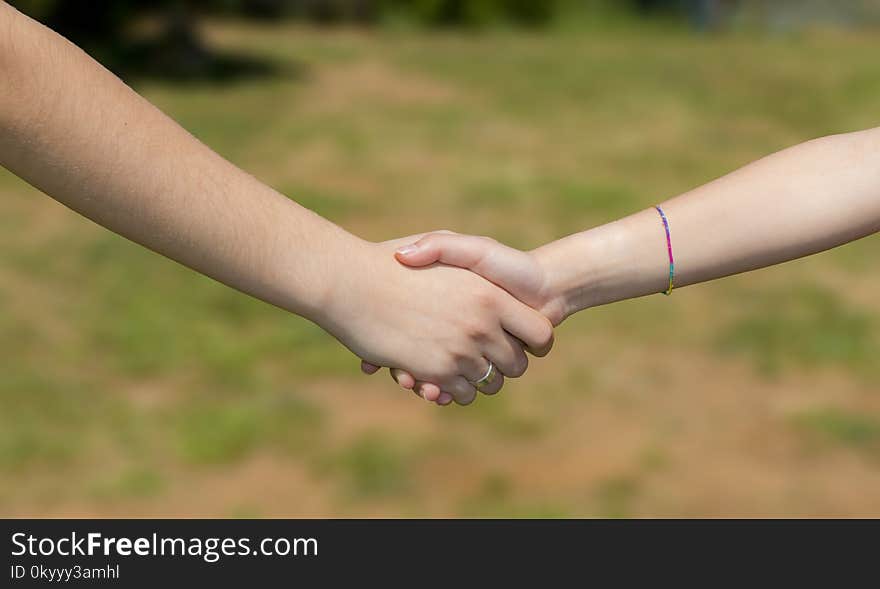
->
[[41, 8, 306, 87], [112, 42, 304, 87]]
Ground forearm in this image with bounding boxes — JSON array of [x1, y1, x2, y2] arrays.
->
[[536, 128, 880, 320], [0, 3, 355, 320]]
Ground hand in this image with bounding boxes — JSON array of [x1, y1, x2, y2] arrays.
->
[[360, 232, 565, 403], [396, 232, 566, 325], [323, 237, 554, 406]]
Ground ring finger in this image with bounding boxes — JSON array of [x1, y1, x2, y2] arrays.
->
[[481, 332, 529, 380], [471, 362, 504, 396], [466, 357, 503, 396]]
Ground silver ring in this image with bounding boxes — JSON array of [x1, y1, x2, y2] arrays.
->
[[470, 361, 497, 391]]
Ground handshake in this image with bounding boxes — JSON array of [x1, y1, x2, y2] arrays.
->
[[323, 227, 628, 407], [330, 204, 686, 406], [318, 202, 686, 408], [4, 1, 878, 415]]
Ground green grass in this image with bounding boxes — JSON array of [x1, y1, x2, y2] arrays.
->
[[0, 371, 98, 472], [459, 473, 571, 518], [1, 19, 879, 515], [543, 178, 643, 230], [278, 183, 370, 219], [793, 408, 880, 455], [719, 284, 877, 377], [174, 392, 324, 466], [460, 176, 527, 208], [594, 475, 641, 518], [90, 466, 167, 501], [325, 433, 413, 499], [439, 394, 548, 438]]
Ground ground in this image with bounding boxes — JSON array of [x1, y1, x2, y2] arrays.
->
[[1, 19, 879, 517]]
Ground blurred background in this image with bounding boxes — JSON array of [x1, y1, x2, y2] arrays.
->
[[2, 0, 880, 517]]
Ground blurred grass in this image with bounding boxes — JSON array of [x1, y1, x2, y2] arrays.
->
[[323, 433, 413, 499], [595, 475, 641, 518], [1, 19, 879, 516], [174, 392, 324, 465], [459, 472, 571, 518], [719, 284, 878, 377], [793, 408, 880, 457]]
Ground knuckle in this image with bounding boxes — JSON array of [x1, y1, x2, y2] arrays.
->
[[464, 319, 491, 340], [474, 287, 498, 310], [450, 346, 472, 363], [535, 321, 554, 354], [457, 304, 493, 334]]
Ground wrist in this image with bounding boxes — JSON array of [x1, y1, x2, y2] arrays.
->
[[305, 234, 372, 333], [533, 210, 670, 320], [532, 227, 621, 323], [270, 214, 370, 330]]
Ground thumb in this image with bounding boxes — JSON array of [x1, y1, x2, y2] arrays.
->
[[395, 233, 493, 270], [395, 233, 546, 312]]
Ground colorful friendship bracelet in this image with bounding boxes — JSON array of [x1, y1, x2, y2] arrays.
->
[[654, 205, 675, 296]]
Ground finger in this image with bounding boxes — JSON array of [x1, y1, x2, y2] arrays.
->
[[482, 331, 529, 379], [497, 296, 555, 357], [390, 368, 416, 390], [415, 382, 442, 403], [437, 392, 454, 406], [395, 233, 544, 311], [380, 230, 455, 250], [360, 360, 381, 375], [477, 372, 505, 396], [395, 232, 492, 270], [442, 376, 477, 406], [463, 356, 505, 396]]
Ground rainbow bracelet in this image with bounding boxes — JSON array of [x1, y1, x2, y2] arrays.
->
[[654, 205, 675, 296]]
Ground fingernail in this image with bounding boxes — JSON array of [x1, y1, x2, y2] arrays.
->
[[395, 244, 419, 255]]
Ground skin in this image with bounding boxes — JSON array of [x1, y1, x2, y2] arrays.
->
[[369, 129, 880, 401], [0, 2, 554, 405]]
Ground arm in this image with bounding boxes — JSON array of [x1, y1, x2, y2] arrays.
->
[[0, 2, 341, 319], [374, 128, 880, 395], [535, 128, 880, 320], [393, 128, 880, 325], [0, 3, 553, 404]]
